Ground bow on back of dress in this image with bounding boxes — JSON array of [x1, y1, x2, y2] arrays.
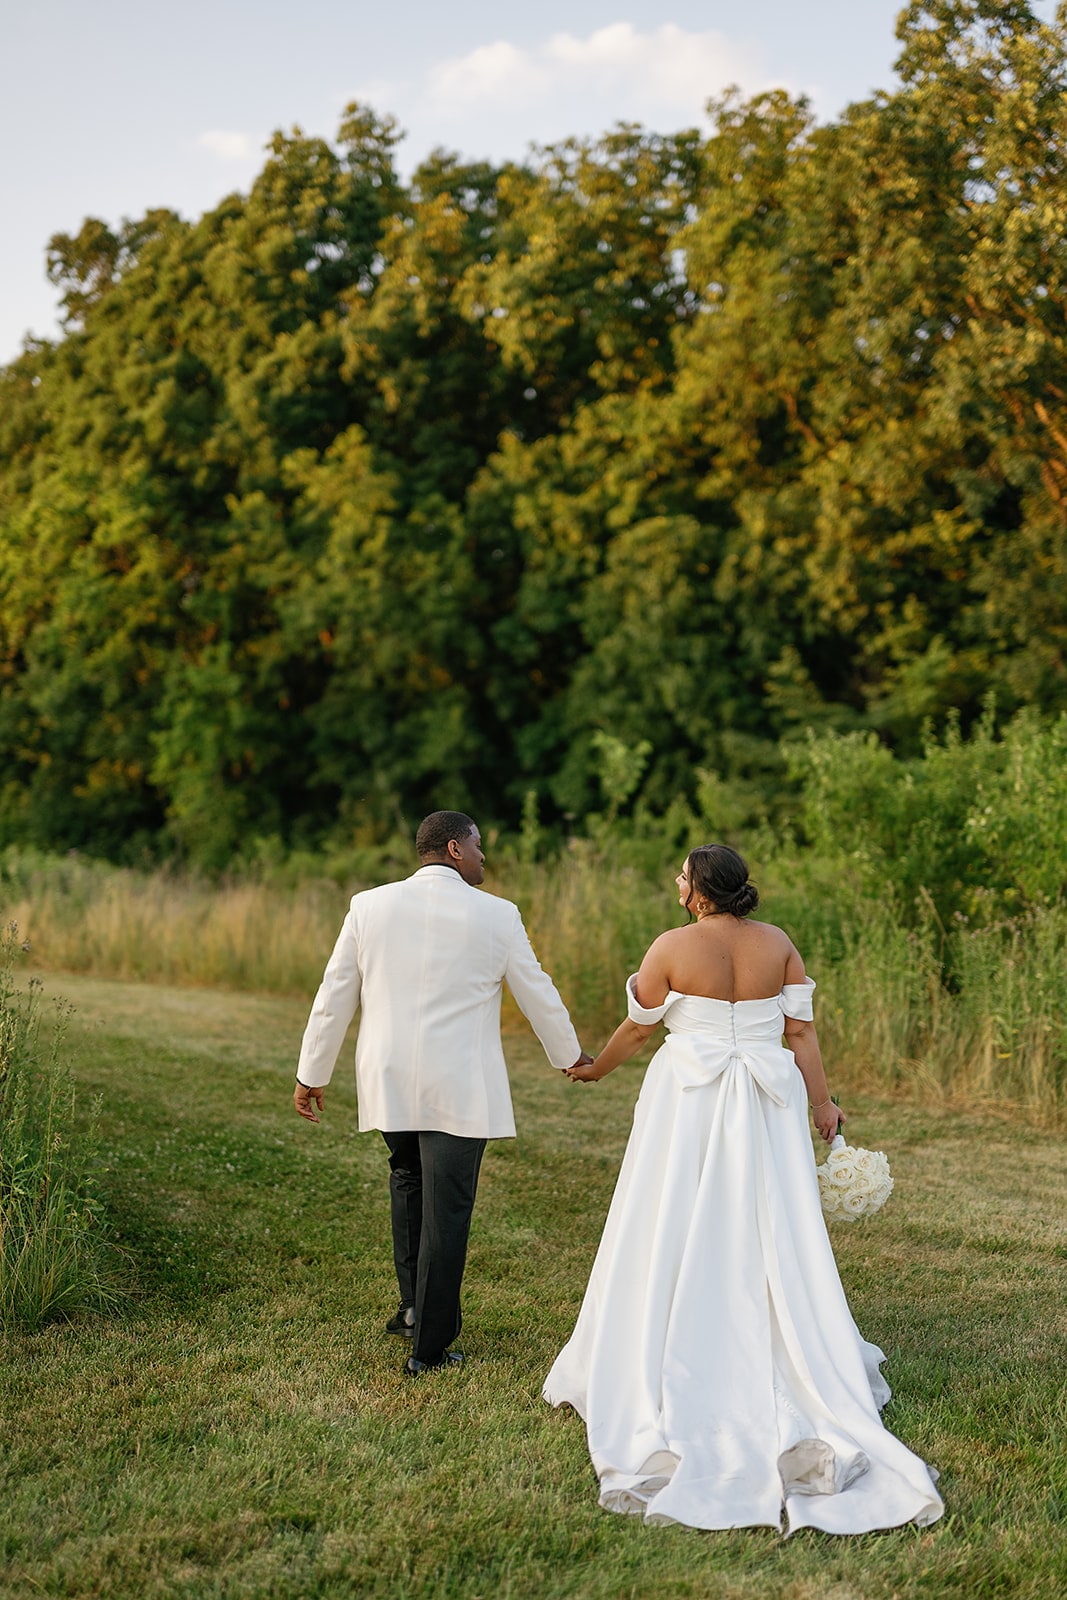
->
[[625, 976, 817, 1105]]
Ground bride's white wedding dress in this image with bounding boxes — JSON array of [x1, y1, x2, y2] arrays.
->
[[544, 977, 943, 1534]]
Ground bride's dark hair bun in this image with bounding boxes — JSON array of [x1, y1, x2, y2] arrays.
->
[[722, 881, 760, 917], [686, 844, 759, 918]]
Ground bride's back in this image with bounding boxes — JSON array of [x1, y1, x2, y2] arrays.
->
[[656, 916, 796, 1004]]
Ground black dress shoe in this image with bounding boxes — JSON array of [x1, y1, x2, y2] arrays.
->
[[404, 1351, 464, 1376], [385, 1303, 416, 1338]]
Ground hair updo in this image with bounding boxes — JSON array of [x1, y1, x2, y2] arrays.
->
[[685, 844, 759, 919]]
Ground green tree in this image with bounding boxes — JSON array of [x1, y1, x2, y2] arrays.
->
[[3, 12, 1067, 864]]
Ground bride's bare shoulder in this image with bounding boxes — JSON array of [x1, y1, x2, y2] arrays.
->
[[747, 919, 802, 960], [750, 919, 806, 976], [641, 926, 690, 968]]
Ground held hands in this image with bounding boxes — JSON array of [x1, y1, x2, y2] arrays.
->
[[811, 1097, 844, 1144], [294, 1081, 325, 1123], [566, 1051, 600, 1084]]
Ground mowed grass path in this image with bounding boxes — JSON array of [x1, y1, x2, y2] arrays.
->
[[2, 974, 1065, 1600]]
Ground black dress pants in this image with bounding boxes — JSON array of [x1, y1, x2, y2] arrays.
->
[[383, 1130, 486, 1364]]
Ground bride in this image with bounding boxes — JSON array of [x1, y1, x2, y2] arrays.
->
[[544, 844, 943, 1535]]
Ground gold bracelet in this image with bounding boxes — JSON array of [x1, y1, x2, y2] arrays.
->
[[811, 1098, 834, 1111]]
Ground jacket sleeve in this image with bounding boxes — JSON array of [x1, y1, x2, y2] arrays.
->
[[296, 900, 362, 1088], [503, 906, 581, 1071]]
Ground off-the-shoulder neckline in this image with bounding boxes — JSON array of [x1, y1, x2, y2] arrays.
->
[[628, 975, 815, 1007]]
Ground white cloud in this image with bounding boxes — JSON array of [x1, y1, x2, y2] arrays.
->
[[428, 41, 549, 108], [424, 22, 779, 134], [198, 130, 258, 162]]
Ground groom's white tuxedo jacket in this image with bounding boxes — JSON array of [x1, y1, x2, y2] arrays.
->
[[296, 864, 581, 1138]]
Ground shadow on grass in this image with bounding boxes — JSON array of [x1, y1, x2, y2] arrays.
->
[[99, 1172, 242, 1310]]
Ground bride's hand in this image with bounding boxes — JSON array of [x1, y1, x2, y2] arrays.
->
[[812, 1098, 843, 1143]]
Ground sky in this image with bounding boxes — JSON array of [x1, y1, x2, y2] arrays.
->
[[0, 0, 1058, 365]]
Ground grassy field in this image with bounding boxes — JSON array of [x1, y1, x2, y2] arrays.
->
[[2, 971, 1066, 1599]]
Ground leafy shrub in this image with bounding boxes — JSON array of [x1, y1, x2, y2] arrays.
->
[[787, 708, 1067, 927]]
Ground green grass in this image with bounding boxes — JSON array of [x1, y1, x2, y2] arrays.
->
[[1, 972, 1065, 1599], [0, 938, 121, 1331]]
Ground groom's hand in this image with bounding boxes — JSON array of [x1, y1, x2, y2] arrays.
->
[[294, 1080, 324, 1122]]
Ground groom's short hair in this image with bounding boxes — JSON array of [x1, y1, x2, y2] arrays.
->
[[416, 810, 476, 859]]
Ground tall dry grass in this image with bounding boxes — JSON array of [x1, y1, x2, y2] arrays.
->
[[3, 844, 1065, 1119], [786, 896, 1067, 1118], [1, 850, 340, 997]]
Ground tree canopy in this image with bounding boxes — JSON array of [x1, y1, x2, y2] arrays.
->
[[2, 0, 1065, 866]]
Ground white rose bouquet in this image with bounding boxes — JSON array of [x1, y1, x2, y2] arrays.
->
[[818, 1132, 894, 1222]]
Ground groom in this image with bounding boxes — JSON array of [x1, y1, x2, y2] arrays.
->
[[293, 810, 590, 1374]]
